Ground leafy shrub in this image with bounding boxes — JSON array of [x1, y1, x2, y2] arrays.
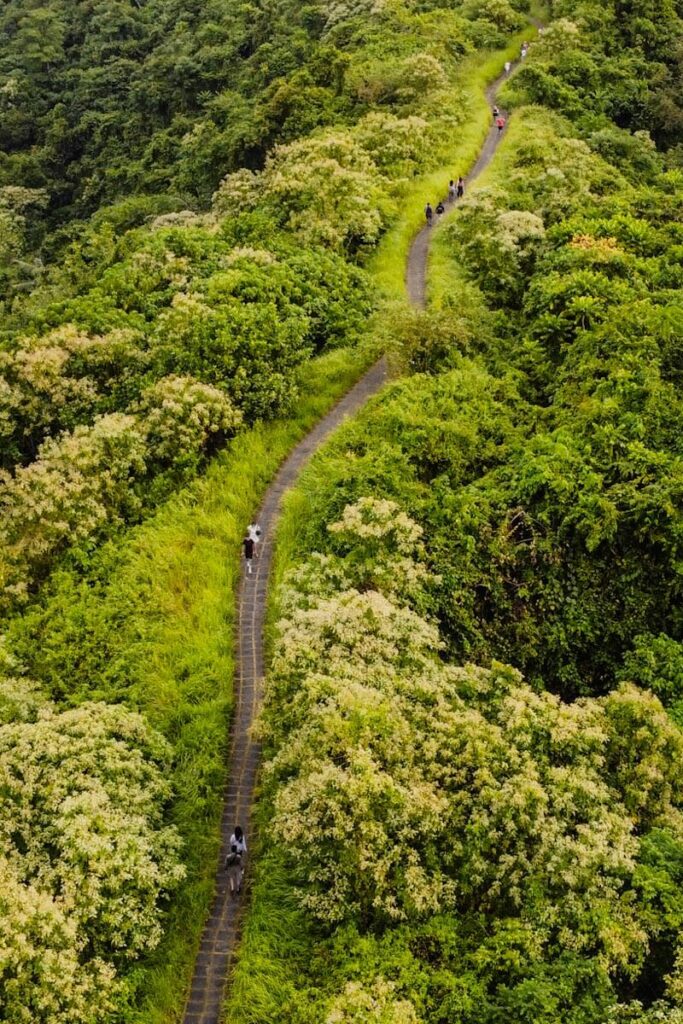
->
[[0, 683, 184, 1023], [0, 413, 146, 606], [139, 375, 242, 475]]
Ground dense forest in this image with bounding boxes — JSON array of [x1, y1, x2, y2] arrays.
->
[[1, 0, 682, 1021]]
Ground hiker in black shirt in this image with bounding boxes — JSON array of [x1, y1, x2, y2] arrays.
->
[[243, 535, 255, 574]]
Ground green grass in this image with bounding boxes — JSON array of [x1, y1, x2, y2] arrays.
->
[[226, 849, 314, 1023]]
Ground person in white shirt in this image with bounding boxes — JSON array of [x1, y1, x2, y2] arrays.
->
[[247, 522, 261, 545]]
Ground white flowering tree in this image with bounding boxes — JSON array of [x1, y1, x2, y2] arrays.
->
[[0, 684, 184, 1022], [326, 978, 422, 1023], [139, 374, 242, 474], [262, 498, 683, 990], [0, 413, 146, 606]]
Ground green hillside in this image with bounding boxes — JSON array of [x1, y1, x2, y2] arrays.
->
[[1, 0, 682, 1022]]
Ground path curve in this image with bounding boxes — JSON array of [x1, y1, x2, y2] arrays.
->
[[406, 64, 516, 307], [181, 50, 520, 1024]]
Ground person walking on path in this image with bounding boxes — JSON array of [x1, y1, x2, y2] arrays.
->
[[448, 179, 456, 201], [496, 115, 506, 133], [225, 825, 247, 896], [243, 534, 255, 574], [504, 60, 512, 75], [435, 200, 445, 218], [492, 105, 500, 120], [247, 521, 261, 546], [425, 202, 433, 225], [456, 176, 465, 198]]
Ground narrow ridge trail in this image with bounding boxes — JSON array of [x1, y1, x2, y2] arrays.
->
[[181, 52, 519, 1024], [406, 65, 515, 307]]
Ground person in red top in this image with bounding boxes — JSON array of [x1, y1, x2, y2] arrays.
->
[[496, 116, 506, 133]]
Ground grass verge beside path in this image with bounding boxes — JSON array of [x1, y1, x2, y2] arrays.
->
[[369, 25, 537, 301], [6, 344, 372, 1024]]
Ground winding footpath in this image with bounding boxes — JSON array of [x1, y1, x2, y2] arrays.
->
[[181, 54, 518, 1024], [406, 65, 514, 306]]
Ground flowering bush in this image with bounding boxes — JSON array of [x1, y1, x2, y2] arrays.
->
[[0, 325, 145, 460], [0, 412, 146, 605], [0, 690, 184, 1022], [326, 978, 422, 1023], [214, 132, 395, 251], [139, 374, 241, 473]]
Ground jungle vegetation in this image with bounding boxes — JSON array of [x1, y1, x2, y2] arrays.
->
[[0, 0, 682, 1021]]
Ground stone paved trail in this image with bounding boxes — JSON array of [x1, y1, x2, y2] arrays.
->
[[181, 50, 520, 1024]]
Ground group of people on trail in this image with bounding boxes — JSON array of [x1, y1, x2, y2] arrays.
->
[[503, 39, 528, 77], [425, 175, 464, 225], [424, 100, 508, 226], [225, 825, 247, 897], [242, 521, 262, 575]]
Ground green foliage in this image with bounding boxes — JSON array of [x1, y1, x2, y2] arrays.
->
[[0, 234, 371, 610], [503, 5, 683, 147], [619, 635, 683, 721], [0, 681, 183, 1023], [230, 497, 683, 1023], [0, 0, 524, 304]]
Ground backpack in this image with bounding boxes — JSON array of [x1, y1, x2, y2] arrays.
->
[[225, 848, 242, 868]]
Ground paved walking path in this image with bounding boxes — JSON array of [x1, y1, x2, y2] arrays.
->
[[406, 66, 514, 307], [181, 50, 519, 1024], [181, 359, 387, 1023]]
